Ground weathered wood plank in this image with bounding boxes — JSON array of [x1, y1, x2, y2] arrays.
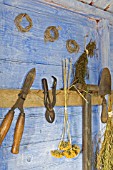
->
[[0, 99, 98, 149], [0, 61, 64, 89], [109, 25, 113, 89], [98, 19, 110, 68], [41, 0, 113, 25], [107, 3, 113, 13], [78, 0, 92, 3], [0, 4, 97, 66], [2, 0, 113, 25], [82, 94, 92, 170], [0, 105, 99, 169], [0, 1, 100, 169], [0, 107, 83, 147], [0, 89, 103, 108], [93, 0, 113, 9], [0, 59, 99, 92], [0, 140, 82, 170]]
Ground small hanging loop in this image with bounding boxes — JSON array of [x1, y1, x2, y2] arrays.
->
[[14, 13, 33, 32], [44, 26, 59, 42], [66, 39, 80, 53]]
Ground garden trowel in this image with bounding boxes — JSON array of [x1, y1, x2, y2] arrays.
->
[[99, 68, 111, 123]]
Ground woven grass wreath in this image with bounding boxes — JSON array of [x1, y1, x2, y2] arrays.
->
[[14, 13, 33, 32], [66, 39, 80, 53], [44, 26, 59, 42]]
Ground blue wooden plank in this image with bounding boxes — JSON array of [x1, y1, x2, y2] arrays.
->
[[0, 4, 97, 66], [3, 0, 113, 26], [0, 51, 99, 90], [0, 1, 101, 169], [0, 107, 82, 147], [0, 61, 63, 89], [0, 140, 82, 170], [94, 0, 113, 9], [0, 0, 3, 3], [98, 19, 110, 68], [109, 25, 113, 89], [0, 106, 98, 150]]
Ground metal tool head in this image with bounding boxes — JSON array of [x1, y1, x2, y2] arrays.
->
[[12, 68, 36, 111], [99, 68, 111, 96], [21, 68, 36, 96], [45, 109, 55, 123], [42, 76, 57, 123]]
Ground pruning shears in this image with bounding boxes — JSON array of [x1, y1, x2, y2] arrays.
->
[[0, 68, 36, 154]]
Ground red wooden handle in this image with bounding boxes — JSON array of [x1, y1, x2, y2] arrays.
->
[[11, 112, 25, 154], [0, 110, 14, 145]]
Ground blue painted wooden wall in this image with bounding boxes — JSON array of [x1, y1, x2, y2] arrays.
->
[[0, 0, 109, 169]]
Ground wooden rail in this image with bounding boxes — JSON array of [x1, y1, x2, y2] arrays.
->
[[0, 89, 106, 108], [0, 89, 113, 108]]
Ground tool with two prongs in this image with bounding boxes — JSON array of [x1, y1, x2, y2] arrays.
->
[[99, 68, 111, 123], [0, 68, 36, 154], [42, 76, 57, 123]]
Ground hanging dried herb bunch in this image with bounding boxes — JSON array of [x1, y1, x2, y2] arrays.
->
[[44, 26, 59, 42], [70, 40, 96, 89], [97, 116, 113, 170], [14, 13, 33, 32], [86, 41, 96, 57]]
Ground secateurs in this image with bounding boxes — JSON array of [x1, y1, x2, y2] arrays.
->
[[0, 68, 36, 154], [42, 76, 57, 123]]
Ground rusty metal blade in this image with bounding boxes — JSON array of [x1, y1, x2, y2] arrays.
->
[[99, 68, 111, 96], [20, 68, 36, 97], [11, 68, 36, 110]]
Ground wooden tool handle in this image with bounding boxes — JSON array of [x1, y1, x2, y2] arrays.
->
[[11, 112, 25, 154], [101, 97, 108, 123], [0, 110, 14, 145]]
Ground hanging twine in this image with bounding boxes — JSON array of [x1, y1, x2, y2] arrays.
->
[[44, 26, 59, 42], [97, 95, 113, 170], [60, 59, 80, 158], [97, 116, 113, 170], [66, 39, 80, 53], [51, 58, 80, 159], [14, 13, 33, 32]]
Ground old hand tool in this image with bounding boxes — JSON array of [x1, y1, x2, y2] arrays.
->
[[99, 68, 111, 123], [42, 76, 57, 123], [0, 68, 36, 154]]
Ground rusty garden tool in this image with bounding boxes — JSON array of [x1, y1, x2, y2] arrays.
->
[[42, 76, 57, 123], [99, 68, 111, 123], [0, 68, 36, 154]]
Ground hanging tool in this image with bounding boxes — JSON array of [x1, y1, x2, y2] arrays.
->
[[0, 68, 36, 154], [99, 68, 111, 123], [42, 76, 57, 123]]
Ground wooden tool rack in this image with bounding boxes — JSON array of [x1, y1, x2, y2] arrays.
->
[[0, 85, 113, 170]]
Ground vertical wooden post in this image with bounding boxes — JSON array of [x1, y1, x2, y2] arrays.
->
[[82, 94, 92, 170]]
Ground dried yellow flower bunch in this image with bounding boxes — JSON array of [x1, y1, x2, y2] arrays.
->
[[58, 141, 72, 151], [63, 144, 81, 159], [51, 142, 80, 159], [51, 150, 64, 158], [51, 59, 80, 159]]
